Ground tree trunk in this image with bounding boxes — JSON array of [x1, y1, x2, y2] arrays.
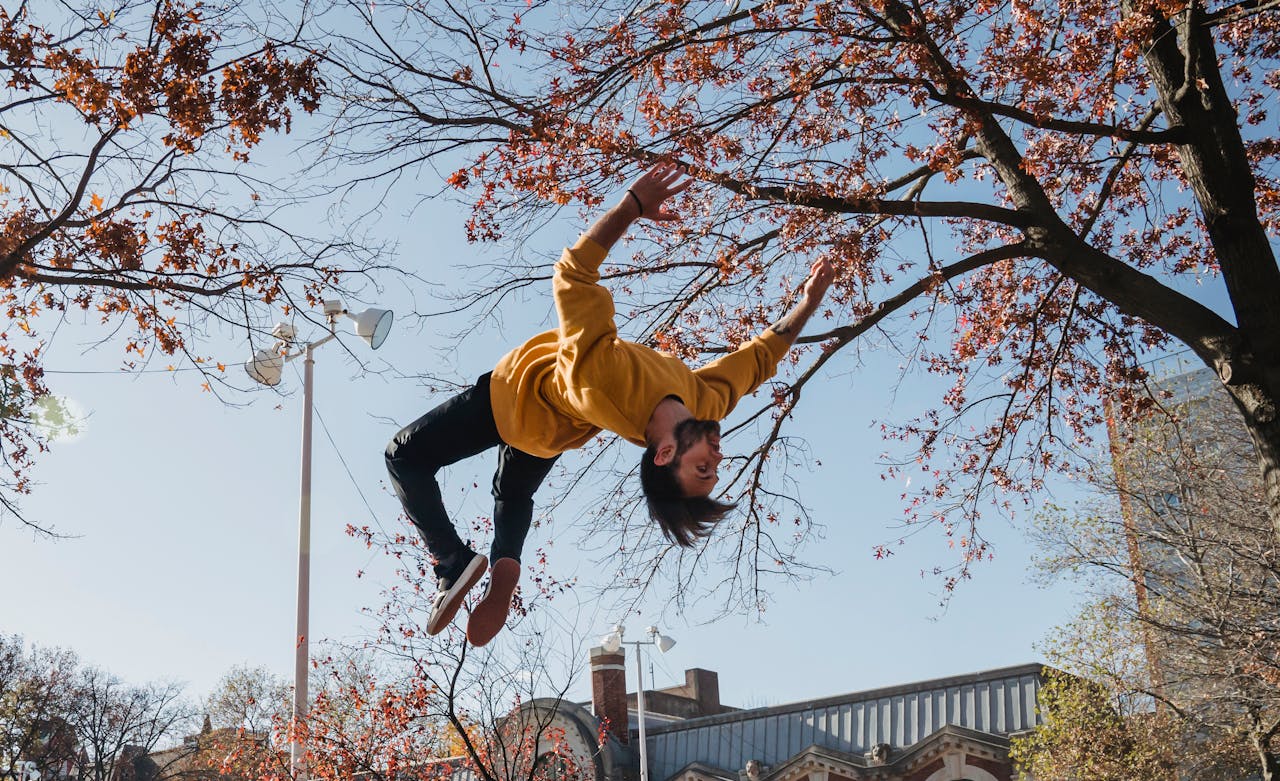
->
[[1227, 380, 1280, 547], [1135, 3, 1280, 333], [1127, 1, 1280, 540]]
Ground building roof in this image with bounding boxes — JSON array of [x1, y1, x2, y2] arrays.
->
[[643, 663, 1047, 781], [1155, 367, 1220, 406]]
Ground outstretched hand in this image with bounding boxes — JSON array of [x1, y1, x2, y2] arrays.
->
[[627, 161, 694, 222], [802, 258, 835, 303]]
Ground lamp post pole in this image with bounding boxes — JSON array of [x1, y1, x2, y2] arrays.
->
[[631, 641, 651, 781], [291, 340, 318, 779], [289, 331, 336, 779], [244, 303, 393, 781], [599, 626, 674, 781]]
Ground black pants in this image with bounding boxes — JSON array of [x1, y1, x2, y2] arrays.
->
[[384, 373, 558, 576]]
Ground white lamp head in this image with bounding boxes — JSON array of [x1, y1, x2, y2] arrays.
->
[[599, 624, 624, 653], [244, 348, 283, 386], [270, 322, 297, 343], [349, 307, 393, 350], [646, 625, 676, 653]]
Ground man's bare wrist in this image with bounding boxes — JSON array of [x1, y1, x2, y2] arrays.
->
[[626, 189, 645, 217], [584, 199, 641, 250]]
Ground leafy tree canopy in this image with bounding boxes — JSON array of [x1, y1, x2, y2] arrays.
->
[[0, 0, 387, 532], [302, 0, 1279, 606]]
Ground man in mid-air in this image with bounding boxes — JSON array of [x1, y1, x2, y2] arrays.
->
[[386, 162, 835, 646]]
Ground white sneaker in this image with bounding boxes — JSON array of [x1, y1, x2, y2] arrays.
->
[[425, 551, 488, 635]]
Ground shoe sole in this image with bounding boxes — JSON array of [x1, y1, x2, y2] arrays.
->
[[466, 558, 520, 647], [425, 554, 488, 636]]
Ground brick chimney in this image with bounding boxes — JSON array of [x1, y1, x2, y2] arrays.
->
[[591, 645, 629, 744], [684, 668, 722, 715]]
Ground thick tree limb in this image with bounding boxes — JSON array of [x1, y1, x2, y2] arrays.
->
[[708, 172, 1036, 227], [0, 127, 118, 279], [1204, 0, 1280, 25], [801, 243, 1032, 344], [921, 84, 1185, 144]]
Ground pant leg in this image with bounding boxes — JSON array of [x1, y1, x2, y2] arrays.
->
[[489, 445, 559, 563], [385, 373, 501, 574]]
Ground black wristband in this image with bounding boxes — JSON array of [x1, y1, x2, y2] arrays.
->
[[626, 189, 644, 216]]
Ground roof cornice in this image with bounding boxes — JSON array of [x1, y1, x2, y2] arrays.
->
[[647, 663, 1051, 735]]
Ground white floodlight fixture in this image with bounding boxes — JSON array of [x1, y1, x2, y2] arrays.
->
[[271, 322, 298, 343], [348, 307, 393, 350], [646, 625, 677, 653], [600, 624, 624, 653], [244, 321, 296, 386], [245, 348, 284, 386]]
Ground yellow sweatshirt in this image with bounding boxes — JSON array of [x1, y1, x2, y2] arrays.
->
[[488, 236, 790, 458]]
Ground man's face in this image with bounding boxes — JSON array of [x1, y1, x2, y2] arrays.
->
[[673, 419, 723, 498]]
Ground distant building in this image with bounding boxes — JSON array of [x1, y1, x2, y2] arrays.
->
[[52, 659, 1048, 781], [507, 650, 1047, 781], [1107, 365, 1257, 522], [1105, 365, 1264, 686], [135, 723, 269, 781], [1, 718, 84, 781], [1107, 366, 1249, 507], [88, 720, 274, 781]]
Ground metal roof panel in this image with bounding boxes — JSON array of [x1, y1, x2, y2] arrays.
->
[[645, 664, 1047, 781]]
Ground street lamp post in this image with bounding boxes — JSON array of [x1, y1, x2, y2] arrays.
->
[[600, 625, 676, 781], [245, 300, 393, 779]]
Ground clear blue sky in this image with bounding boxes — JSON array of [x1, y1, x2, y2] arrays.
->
[[0, 151, 1095, 715]]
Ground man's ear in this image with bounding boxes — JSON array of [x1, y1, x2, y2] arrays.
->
[[652, 442, 677, 467]]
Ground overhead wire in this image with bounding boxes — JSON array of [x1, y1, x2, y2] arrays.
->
[[44, 366, 206, 374], [310, 389, 389, 537], [284, 359, 397, 587], [46, 353, 398, 571], [43, 355, 393, 540]]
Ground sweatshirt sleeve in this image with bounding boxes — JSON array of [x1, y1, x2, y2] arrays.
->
[[552, 235, 617, 369], [692, 329, 790, 418]]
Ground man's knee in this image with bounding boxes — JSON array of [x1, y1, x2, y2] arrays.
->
[[385, 428, 438, 475], [384, 432, 407, 468]]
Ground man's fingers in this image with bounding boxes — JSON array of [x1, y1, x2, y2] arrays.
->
[[653, 166, 691, 192], [668, 176, 694, 196], [644, 161, 679, 181], [803, 259, 835, 298], [628, 161, 694, 221]]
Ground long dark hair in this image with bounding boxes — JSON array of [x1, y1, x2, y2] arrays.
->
[[639, 419, 735, 546]]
